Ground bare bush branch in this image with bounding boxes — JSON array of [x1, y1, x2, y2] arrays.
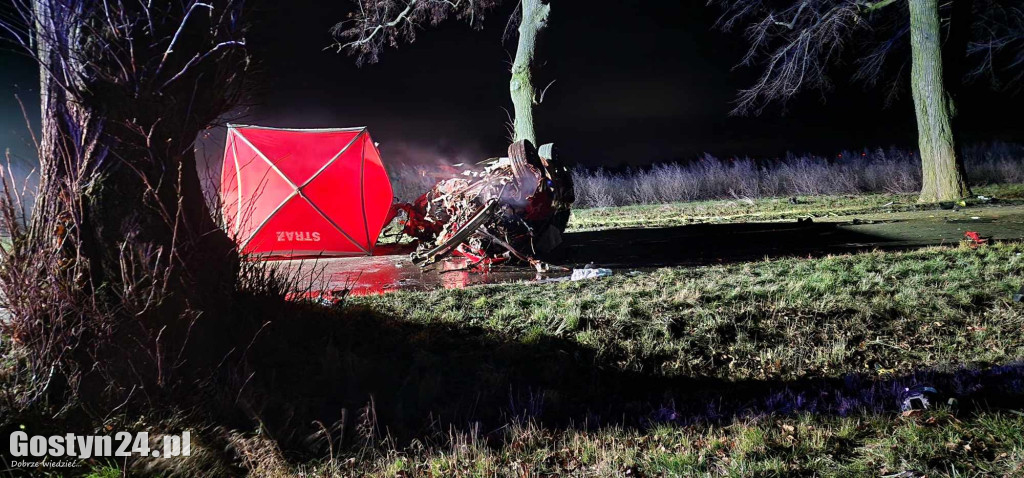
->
[[0, 0, 255, 408]]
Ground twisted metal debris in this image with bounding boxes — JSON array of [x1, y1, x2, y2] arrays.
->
[[393, 140, 574, 269]]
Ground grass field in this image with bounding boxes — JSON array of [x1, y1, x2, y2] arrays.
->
[[9, 186, 1024, 477], [568, 183, 1024, 231], [356, 244, 1024, 382], [298, 410, 1024, 476], [300, 190, 1024, 477]]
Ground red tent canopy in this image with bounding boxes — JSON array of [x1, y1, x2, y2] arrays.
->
[[220, 125, 393, 257]]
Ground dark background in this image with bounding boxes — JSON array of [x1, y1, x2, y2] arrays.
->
[[2, 0, 1022, 170]]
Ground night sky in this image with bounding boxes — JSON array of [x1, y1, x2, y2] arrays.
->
[[1, 0, 1023, 170]]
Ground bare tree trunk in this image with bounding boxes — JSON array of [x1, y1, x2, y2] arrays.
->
[[30, 0, 237, 309], [12, 0, 248, 404], [29, 0, 101, 245], [509, 0, 550, 145], [909, 0, 971, 203]]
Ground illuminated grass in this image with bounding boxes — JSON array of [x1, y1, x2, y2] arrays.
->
[[323, 196, 1024, 475], [31, 187, 1024, 477], [567, 183, 1024, 231], [354, 242, 1024, 381]]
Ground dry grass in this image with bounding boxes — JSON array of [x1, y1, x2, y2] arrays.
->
[[569, 143, 1024, 208], [387, 144, 1024, 210], [299, 411, 1024, 477]]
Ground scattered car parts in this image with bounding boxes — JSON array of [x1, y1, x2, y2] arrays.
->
[[392, 140, 574, 269]]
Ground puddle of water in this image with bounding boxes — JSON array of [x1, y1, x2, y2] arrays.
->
[[268, 205, 1024, 297], [270, 250, 568, 296], [944, 218, 996, 224]]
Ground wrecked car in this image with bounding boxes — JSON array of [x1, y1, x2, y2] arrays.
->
[[391, 140, 574, 268]]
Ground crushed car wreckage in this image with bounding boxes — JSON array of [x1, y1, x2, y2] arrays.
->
[[390, 140, 574, 269]]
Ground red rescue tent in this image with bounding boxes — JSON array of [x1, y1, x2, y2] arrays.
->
[[220, 125, 394, 257]]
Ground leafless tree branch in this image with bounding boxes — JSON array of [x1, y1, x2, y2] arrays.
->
[[712, 0, 1023, 114], [712, 0, 889, 114], [966, 1, 1024, 90], [331, 0, 501, 65]]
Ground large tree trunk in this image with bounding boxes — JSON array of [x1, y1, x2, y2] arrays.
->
[[15, 0, 248, 405], [29, 0, 99, 245], [31, 1, 238, 310], [509, 0, 550, 145], [908, 0, 971, 203]]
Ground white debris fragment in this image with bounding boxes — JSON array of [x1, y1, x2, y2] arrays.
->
[[570, 267, 613, 281]]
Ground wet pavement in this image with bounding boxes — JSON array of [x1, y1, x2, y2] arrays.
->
[[269, 205, 1024, 296]]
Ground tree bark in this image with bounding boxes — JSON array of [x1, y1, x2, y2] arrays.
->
[[31, 1, 237, 309], [908, 0, 971, 203], [19, 0, 246, 403], [30, 0, 101, 246], [509, 0, 550, 145]]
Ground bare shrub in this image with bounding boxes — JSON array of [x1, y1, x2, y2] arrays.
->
[[566, 168, 619, 208], [964, 143, 1024, 185], [0, 0, 275, 417], [571, 143, 1024, 208]]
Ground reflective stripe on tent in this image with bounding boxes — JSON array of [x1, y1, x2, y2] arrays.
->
[[221, 125, 394, 257]]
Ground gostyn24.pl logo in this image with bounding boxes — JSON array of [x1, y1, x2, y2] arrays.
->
[[9, 431, 191, 460]]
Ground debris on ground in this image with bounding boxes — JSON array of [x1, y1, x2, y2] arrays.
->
[[570, 266, 613, 281], [964, 231, 990, 247], [881, 471, 927, 478], [389, 140, 574, 268], [1013, 285, 1024, 303], [940, 200, 969, 211], [285, 289, 349, 306], [900, 385, 940, 412]]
